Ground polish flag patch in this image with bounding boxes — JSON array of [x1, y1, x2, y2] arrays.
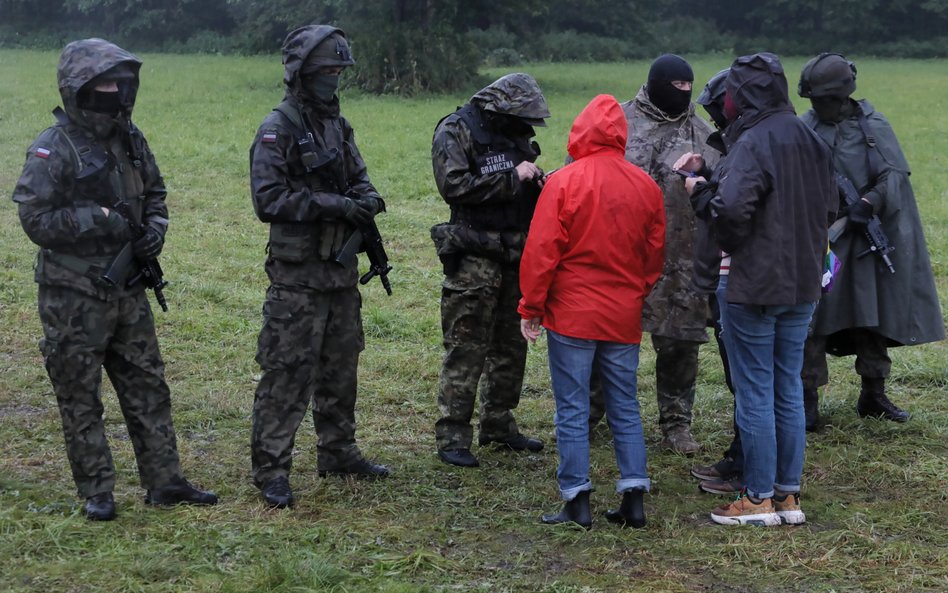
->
[[35, 147, 51, 159], [261, 132, 278, 143]]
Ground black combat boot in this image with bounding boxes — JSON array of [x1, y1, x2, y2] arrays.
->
[[541, 490, 592, 529], [84, 492, 116, 521], [261, 476, 294, 509], [478, 433, 544, 452], [319, 457, 391, 478], [438, 448, 479, 467], [856, 377, 910, 422], [145, 478, 219, 506], [803, 388, 820, 432], [604, 488, 646, 528]]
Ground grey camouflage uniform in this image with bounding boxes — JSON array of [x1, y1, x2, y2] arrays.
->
[[591, 87, 718, 434], [431, 73, 549, 450], [249, 25, 383, 485], [11, 39, 183, 498]]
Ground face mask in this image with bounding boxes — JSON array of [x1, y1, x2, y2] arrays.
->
[[810, 96, 849, 123], [646, 80, 692, 117], [77, 89, 124, 116], [302, 73, 340, 103]]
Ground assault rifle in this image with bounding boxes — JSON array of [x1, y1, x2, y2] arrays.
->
[[828, 174, 895, 274], [106, 199, 169, 311], [334, 200, 393, 296]]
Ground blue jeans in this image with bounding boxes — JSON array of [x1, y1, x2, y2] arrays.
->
[[721, 299, 816, 499], [546, 329, 650, 501]]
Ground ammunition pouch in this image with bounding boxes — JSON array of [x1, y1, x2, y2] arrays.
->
[[430, 222, 525, 276], [38, 248, 135, 287], [268, 220, 348, 263]]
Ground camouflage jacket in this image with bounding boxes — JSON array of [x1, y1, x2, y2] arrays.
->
[[622, 86, 717, 342], [11, 39, 166, 300]]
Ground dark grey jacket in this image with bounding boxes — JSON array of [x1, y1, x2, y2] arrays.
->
[[710, 53, 837, 306]]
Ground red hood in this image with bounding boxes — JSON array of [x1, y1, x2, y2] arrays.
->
[[567, 94, 627, 161]]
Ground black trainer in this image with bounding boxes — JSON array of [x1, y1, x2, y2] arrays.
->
[[84, 492, 116, 521], [478, 433, 544, 452], [145, 478, 219, 506], [261, 476, 294, 509], [318, 457, 391, 478], [438, 448, 479, 467]]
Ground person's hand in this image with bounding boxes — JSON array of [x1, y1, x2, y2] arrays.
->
[[685, 175, 706, 195], [515, 161, 542, 183], [847, 198, 873, 228], [133, 226, 164, 260], [101, 207, 110, 216], [521, 317, 542, 343], [340, 197, 373, 226], [673, 152, 704, 174]]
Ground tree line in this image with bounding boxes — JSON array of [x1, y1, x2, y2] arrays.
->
[[2, 0, 946, 94]]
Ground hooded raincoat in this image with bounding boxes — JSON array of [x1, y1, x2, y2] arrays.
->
[[802, 101, 944, 351], [518, 95, 665, 344]]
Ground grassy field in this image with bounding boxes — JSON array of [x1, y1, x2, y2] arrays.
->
[[0, 50, 946, 593]]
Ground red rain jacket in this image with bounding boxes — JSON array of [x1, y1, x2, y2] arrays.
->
[[518, 94, 665, 344]]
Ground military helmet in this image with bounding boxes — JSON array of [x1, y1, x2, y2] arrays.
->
[[302, 32, 355, 74], [697, 68, 730, 107], [798, 53, 856, 98]]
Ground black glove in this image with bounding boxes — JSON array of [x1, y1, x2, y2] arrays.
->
[[356, 196, 385, 217], [847, 198, 873, 229], [133, 226, 164, 260], [340, 197, 372, 227]]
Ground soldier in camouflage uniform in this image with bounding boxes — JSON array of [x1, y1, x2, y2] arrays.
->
[[11, 38, 218, 521], [590, 55, 718, 455], [431, 73, 549, 468], [249, 25, 390, 509]]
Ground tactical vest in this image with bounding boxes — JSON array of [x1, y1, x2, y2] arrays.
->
[[443, 104, 540, 233], [267, 101, 351, 262], [37, 109, 145, 287]]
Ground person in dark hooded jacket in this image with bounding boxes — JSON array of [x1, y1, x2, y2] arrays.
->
[[691, 53, 837, 526], [797, 53, 944, 427], [430, 73, 550, 469], [11, 38, 218, 521], [249, 25, 390, 509]]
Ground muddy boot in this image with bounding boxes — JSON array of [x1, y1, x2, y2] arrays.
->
[[660, 426, 701, 455], [541, 490, 592, 529], [856, 377, 910, 422], [803, 388, 820, 432], [604, 488, 646, 528]]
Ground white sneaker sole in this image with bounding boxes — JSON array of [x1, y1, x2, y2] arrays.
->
[[777, 510, 806, 525], [711, 511, 781, 526]]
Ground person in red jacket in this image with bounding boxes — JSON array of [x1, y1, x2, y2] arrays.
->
[[519, 94, 665, 529]]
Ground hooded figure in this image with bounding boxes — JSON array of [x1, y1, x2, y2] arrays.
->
[[519, 94, 665, 529], [798, 53, 944, 425], [607, 54, 717, 455], [11, 38, 217, 521], [705, 53, 837, 527], [430, 73, 549, 469], [248, 25, 390, 510]]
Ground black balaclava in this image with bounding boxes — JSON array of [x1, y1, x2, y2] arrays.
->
[[646, 54, 694, 117], [810, 96, 855, 123]]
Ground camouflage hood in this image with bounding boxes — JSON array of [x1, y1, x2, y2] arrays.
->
[[282, 25, 346, 101], [470, 73, 550, 126], [58, 38, 142, 119]]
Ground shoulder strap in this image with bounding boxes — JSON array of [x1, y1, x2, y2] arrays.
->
[[456, 103, 493, 147], [273, 101, 306, 134], [853, 103, 883, 187], [51, 107, 110, 181]]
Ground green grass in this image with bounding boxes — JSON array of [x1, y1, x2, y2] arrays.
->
[[1, 50, 946, 593]]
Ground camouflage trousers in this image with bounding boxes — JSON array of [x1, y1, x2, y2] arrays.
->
[[37, 285, 183, 499], [801, 329, 891, 391], [435, 255, 527, 450], [590, 334, 700, 434], [251, 285, 365, 487]]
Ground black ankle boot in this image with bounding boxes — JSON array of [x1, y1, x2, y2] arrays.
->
[[857, 377, 910, 422], [605, 488, 646, 528], [803, 388, 820, 432], [84, 492, 116, 521], [541, 490, 592, 529]]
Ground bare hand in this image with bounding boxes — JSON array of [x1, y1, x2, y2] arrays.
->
[[515, 161, 542, 183], [100, 207, 110, 215], [520, 317, 542, 343], [685, 176, 706, 195], [673, 152, 704, 175]]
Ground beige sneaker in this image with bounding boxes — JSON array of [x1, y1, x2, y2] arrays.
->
[[710, 492, 780, 526], [773, 492, 806, 525], [661, 427, 701, 455]]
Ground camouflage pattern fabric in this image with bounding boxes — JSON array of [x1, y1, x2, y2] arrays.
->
[[251, 286, 365, 485], [250, 24, 382, 485], [470, 73, 551, 122], [435, 256, 526, 450], [38, 286, 183, 498], [802, 329, 891, 392]]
